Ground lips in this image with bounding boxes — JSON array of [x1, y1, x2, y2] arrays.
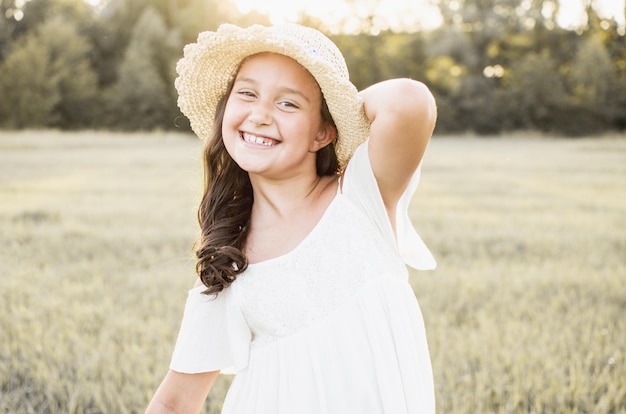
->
[[241, 132, 279, 147]]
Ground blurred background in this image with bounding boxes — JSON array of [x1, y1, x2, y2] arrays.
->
[[1, 1, 625, 413], [0, 0, 624, 136]]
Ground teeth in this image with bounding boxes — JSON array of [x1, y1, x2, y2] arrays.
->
[[242, 132, 276, 146]]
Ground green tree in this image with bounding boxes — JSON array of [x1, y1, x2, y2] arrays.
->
[[0, 32, 59, 127], [426, 28, 479, 71], [333, 33, 385, 89], [1, 0, 93, 58], [0, 0, 20, 60], [19, 0, 92, 30], [456, 75, 502, 134], [599, 19, 626, 129], [170, 0, 262, 43], [105, 7, 181, 130], [569, 34, 614, 114], [500, 50, 566, 131], [43, 15, 99, 128], [0, 14, 98, 128], [90, 0, 162, 88]]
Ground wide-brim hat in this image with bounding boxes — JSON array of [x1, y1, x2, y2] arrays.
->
[[175, 23, 370, 172]]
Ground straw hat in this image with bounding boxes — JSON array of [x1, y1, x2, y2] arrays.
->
[[175, 23, 370, 172]]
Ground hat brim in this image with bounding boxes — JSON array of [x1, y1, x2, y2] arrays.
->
[[175, 24, 370, 171]]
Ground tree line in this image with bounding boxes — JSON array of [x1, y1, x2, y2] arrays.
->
[[0, 0, 624, 136]]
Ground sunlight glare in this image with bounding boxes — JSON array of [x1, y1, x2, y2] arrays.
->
[[234, 0, 625, 33], [557, 0, 625, 29], [233, 0, 441, 33]]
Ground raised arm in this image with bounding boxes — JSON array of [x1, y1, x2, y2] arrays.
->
[[359, 78, 437, 228]]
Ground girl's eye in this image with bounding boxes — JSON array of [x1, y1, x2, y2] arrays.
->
[[278, 101, 299, 109], [237, 90, 256, 99]]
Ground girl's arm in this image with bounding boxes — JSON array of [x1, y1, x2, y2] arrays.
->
[[146, 369, 219, 414], [359, 78, 437, 230]]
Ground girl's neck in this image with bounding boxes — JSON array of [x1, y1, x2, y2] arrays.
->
[[244, 174, 339, 264], [249, 173, 337, 219]]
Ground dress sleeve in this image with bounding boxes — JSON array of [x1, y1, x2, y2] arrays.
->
[[169, 284, 251, 374], [341, 139, 436, 270]]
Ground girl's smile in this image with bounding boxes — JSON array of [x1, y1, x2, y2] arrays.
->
[[240, 131, 280, 147], [222, 52, 334, 178]]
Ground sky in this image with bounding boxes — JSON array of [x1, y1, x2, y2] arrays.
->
[[232, 0, 626, 33]]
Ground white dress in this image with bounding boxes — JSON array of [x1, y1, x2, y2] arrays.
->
[[170, 141, 437, 413]]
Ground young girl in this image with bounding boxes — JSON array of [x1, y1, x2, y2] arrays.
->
[[147, 23, 438, 414]]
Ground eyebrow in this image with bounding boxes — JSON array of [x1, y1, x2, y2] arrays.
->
[[234, 77, 311, 104]]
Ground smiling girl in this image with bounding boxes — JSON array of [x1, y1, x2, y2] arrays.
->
[[147, 23, 438, 414]]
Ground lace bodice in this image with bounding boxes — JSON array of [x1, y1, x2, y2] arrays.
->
[[235, 192, 407, 347]]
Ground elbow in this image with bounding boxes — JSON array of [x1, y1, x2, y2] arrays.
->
[[361, 78, 437, 151], [361, 78, 437, 127], [385, 79, 437, 144], [374, 79, 437, 134], [398, 79, 437, 130], [420, 83, 437, 128]]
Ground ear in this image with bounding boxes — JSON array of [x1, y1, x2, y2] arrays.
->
[[309, 123, 337, 152]]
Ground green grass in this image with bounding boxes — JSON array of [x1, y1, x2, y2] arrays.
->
[[1, 131, 624, 413]]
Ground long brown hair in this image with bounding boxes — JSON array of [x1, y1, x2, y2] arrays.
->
[[195, 77, 338, 295]]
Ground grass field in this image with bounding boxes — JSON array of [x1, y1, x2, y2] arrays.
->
[[0, 130, 624, 413]]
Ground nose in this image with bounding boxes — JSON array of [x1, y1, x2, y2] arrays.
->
[[247, 100, 272, 126]]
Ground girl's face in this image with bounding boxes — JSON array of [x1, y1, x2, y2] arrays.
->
[[222, 52, 334, 179]]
